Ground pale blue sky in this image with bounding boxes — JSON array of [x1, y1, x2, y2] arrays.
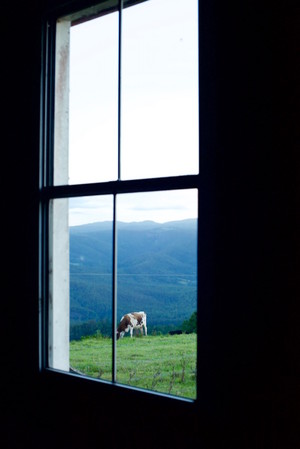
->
[[67, 0, 198, 225], [69, 189, 198, 226]]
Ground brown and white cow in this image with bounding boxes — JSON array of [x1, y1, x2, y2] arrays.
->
[[117, 311, 147, 340]]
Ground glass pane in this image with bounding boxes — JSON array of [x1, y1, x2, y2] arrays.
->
[[49, 196, 114, 381], [116, 190, 197, 399], [121, 0, 199, 180], [54, 13, 118, 185]]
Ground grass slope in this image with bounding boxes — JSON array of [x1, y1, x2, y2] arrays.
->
[[70, 333, 197, 399]]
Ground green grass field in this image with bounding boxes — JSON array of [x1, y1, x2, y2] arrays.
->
[[70, 333, 197, 399]]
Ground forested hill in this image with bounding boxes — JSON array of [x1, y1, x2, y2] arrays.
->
[[70, 219, 197, 330]]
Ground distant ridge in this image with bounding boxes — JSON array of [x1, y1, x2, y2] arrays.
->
[[70, 219, 197, 327], [70, 218, 197, 230]]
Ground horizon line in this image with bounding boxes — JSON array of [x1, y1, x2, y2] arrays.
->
[[70, 217, 198, 227]]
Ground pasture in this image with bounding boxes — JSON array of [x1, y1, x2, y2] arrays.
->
[[70, 333, 197, 399]]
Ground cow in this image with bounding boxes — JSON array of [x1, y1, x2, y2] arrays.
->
[[117, 311, 147, 340]]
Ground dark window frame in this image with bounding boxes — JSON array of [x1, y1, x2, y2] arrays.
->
[[39, 0, 201, 402]]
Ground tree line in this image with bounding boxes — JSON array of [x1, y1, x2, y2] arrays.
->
[[70, 311, 197, 341]]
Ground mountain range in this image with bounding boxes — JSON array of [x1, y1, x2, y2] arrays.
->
[[70, 219, 197, 330]]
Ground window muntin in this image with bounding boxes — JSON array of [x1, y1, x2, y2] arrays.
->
[[41, 0, 199, 401]]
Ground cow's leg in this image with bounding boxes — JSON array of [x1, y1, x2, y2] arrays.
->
[[144, 324, 147, 336], [130, 326, 133, 338]]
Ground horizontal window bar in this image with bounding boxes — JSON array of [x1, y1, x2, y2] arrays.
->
[[46, 0, 150, 25], [40, 174, 200, 200]]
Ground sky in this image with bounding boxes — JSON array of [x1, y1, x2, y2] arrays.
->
[[69, 189, 198, 226], [65, 0, 198, 226]]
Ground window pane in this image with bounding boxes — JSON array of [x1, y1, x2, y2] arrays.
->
[[50, 196, 114, 381], [54, 13, 118, 185], [121, 0, 199, 180], [69, 196, 113, 380], [116, 190, 197, 399]]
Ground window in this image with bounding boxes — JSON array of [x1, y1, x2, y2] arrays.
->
[[40, 0, 199, 400]]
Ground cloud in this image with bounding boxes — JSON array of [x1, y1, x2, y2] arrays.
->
[[117, 189, 197, 223]]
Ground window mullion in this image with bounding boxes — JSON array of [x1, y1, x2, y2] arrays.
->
[[46, 19, 57, 188], [112, 194, 117, 383], [112, 0, 123, 385], [117, 0, 123, 180]]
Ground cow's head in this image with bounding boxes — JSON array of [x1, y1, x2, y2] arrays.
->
[[116, 330, 125, 340]]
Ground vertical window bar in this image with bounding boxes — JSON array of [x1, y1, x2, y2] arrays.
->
[[117, 0, 123, 180], [113, 0, 123, 382], [196, 188, 200, 400], [112, 194, 117, 382], [197, 1, 200, 177], [40, 21, 47, 191], [197, 1, 200, 399], [39, 22, 47, 370], [40, 20, 55, 371], [39, 200, 49, 370], [46, 19, 56, 188]]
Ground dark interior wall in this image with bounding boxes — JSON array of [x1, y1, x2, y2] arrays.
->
[[198, 3, 298, 447], [1, 1, 298, 448]]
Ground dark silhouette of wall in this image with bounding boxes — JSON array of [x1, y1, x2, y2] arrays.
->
[[1, 1, 298, 448]]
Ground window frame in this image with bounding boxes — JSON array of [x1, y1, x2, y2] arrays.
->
[[39, 0, 201, 402]]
